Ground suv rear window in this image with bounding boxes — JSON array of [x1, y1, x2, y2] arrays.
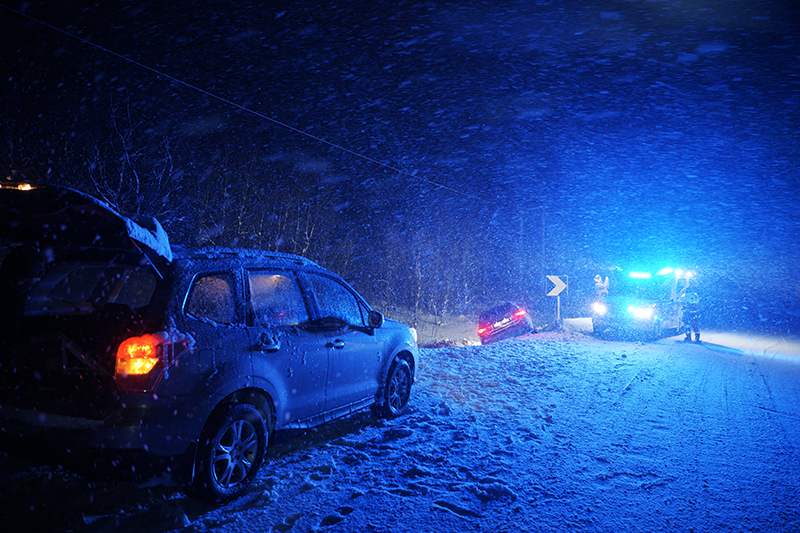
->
[[185, 273, 236, 325], [23, 263, 158, 316], [480, 302, 517, 323]]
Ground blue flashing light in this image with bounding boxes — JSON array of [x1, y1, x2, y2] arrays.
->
[[657, 267, 674, 276], [629, 271, 651, 279]]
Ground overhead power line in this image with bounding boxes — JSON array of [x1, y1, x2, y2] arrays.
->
[[1, 4, 484, 201]]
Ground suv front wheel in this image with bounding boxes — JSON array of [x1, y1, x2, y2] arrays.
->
[[374, 358, 412, 419], [191, 402, 268, 503]]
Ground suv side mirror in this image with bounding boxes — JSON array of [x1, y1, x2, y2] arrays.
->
[[368, 310, 384, 329]]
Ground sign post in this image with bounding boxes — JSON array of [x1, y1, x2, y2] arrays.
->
[[546, 275, 568, 325]]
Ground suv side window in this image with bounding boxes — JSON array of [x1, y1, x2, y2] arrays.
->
[[185, 273, 236, 325], [247, 271, 308, 326], [306, 274, 366, 326]]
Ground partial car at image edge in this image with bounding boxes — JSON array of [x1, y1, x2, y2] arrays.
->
[[0, 182, 419, 503]]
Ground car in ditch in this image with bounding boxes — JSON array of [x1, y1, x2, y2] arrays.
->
[[477, 301, 535, 344], [0, 181, 419, 503], [591, 266, 693, 340]]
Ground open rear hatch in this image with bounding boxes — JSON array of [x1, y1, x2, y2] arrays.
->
[[0, 181, 172, 265], [0, 182, 171, 421]]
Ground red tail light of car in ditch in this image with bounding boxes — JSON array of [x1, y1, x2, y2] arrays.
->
[[480, 309, 527, 335]]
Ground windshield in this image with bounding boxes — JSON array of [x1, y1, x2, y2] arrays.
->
[[611, 274, 673, 302]]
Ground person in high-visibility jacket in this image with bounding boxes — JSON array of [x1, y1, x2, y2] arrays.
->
[[681, 291, 701, 342]]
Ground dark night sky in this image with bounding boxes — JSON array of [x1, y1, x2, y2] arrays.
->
[[2, 0, 799, 301]]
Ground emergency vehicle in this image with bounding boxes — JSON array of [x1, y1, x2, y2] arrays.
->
[[591, 267, 694, 339]]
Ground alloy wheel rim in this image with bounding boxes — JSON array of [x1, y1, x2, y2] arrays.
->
[[212, 419, 258, 488], [388, 367, 410, 412]]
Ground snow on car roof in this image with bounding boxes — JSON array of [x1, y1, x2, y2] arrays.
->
[[171, 245, 318, 266]]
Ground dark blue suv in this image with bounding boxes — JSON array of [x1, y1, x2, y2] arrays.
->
[[0, 182, 419, 502]]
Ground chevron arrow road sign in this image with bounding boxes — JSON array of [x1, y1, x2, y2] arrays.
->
[[546, 275, 568, 296]]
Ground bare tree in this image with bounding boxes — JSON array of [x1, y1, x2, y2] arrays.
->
[[83, 97, 183, 228]]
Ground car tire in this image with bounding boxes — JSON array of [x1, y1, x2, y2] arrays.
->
[[375, 358, 412, 419], [190, 402, 268, 503]]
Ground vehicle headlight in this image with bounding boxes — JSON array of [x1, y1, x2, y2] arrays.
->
[[592, 302, 607, 315], [629, 306, 654, 320]]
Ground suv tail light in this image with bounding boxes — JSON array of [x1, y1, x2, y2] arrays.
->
[[115, 331, 194, 393]]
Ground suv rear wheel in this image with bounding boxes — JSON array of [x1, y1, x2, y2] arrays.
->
[[191, 402, 268, 503]]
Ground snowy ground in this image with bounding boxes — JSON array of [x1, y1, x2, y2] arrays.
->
[[3, 324, 800, 532]]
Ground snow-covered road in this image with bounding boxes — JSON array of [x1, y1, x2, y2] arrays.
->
[[4, 331, 800, 532], [411, 332, 800, 532]]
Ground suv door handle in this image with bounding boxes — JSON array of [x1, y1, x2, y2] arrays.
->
[[328, 339, 345, 349]]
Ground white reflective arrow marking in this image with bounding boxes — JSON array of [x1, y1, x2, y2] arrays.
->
[[547, 275, 567, 296]]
